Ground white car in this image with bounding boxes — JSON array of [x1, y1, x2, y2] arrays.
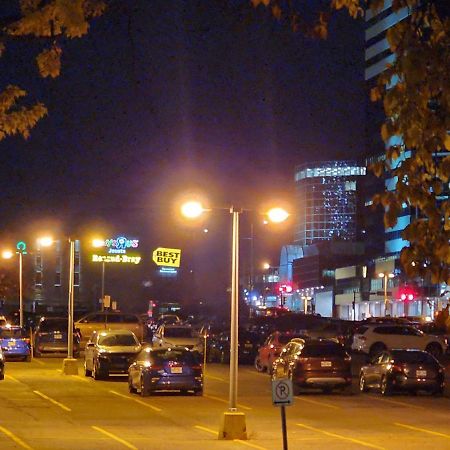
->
[[352, 324, 447, 358], [152, 325, 202, 353]]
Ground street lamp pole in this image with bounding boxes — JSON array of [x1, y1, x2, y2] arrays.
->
[[19, 251, 23, 328]]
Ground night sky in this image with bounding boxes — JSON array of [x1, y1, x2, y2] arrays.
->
[[0, 1, 365, 308]]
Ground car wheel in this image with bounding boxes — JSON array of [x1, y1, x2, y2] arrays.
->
[[93, 361, 107, 380], [380, 376, 392, 396], [84, 361, 92, 377], [369, 343, 386, 359], [0, 372, 4, 380], [359, 373, 368, 392], [254, 356, 265, 373], [194, 389, 203, 396], [24, 355, 31, 362], [128, 375, 137, 394], [425, 343, 443, 358], [140, 376, 149, 397]]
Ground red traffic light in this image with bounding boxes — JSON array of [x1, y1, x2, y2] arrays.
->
[[278, 284, 293, 293]]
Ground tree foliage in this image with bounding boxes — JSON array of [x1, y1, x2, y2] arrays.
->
[[1, 1, 449, 284]]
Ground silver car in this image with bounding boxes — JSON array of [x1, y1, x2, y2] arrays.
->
[[84, 329, 141, 380]]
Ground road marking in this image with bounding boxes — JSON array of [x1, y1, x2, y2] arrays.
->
[[367, 395, 424, 409], [234, 439, 267, 450], [194, 425, 217, 435], [0, 426, 33, 450], [295, 397, 340, 410], [33, 359, 45, 365], [394, 422, 450, 439], [71, 375, 90, 382], [5, 374, 21, 383], [92, 426, 137, 450], [296, 423, 386, 450], [33, 390, 71, 412], [109, 390, 162, 412], [205, 374, 226, 382], [203, 394, 252, 410]]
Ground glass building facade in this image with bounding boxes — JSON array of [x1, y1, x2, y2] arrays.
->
[[294, 161, 366, 247]]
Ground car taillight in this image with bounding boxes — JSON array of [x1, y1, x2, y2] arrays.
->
[[392, 364, 404, 373]]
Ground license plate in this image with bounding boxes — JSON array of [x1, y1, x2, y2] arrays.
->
[[54, 334, 62, 340], [416, 370, 427, 377], [321, 361, 332, 367], [171, 367, 182, 374], [8, 341, 15, 347], [245, 343, 252, 349]]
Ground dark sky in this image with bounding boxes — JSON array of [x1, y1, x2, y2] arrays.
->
[[0, 1, 365, 307]]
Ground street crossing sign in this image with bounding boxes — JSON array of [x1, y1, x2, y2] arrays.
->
[[272, 379, 293, 407]]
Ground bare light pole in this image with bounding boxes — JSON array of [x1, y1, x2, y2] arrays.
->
[[379, 272, 394, 317]]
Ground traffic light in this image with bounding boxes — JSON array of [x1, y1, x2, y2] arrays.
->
[[278, 284, 293, 294], [397, 287, 416, 302]]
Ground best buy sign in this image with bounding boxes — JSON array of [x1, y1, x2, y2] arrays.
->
[[152, 247, 181, 267]]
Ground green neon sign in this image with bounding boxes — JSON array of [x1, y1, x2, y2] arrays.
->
[[16, 241, 27, 254]]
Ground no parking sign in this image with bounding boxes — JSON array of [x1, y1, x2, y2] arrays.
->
[[272, 379, 293, 407]]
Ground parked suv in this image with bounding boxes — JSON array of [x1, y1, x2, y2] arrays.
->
[[75, 312, 144, 347], [34, 317, 80, 357], [272, 338, 352, 394], [352, 324, 447, 358], [152, 324, 202, 353]]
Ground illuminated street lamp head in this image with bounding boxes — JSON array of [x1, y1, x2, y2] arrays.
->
[[181, 201, 204, 219], [1, 250, 13, 259], [267, 207, 289, 223], [263, 262, 270, 270], [38, 237, 53, 247], [378, 273, 385, 278], [92, 239, 105, 248]]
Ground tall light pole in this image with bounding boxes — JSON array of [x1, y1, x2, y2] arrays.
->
[[378, 272, 394, 317], [180, 199, 289, 440]]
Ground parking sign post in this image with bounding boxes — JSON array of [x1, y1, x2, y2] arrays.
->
[[272, 379, 293, 450]]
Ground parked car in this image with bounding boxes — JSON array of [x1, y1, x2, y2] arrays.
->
[[128, 346, 203, 396], [75, 312, 145, 347], [84, 329, 141, 379], [254, 331, 309, 373], [272, 338, 352, 394], [34, 317, 80, 357], [351, 324, 447, 358], [359, 349, 445, 396], [208, 329, 263, 364], [0, 347, 4, 379], [152, 324, 202, 353], [0, 326, 31, 361]]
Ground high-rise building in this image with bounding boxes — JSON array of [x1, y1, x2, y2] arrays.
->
[[293, 161, 366, 247]]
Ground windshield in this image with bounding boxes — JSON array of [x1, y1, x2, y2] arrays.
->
[[164, 328, 194, 338], [279, 334, 306, 344], [98, 334, 138, 346], [39, 320, 67, 332], [152, 349, 200, 365], [302, 344, 347, 357], [392, 350, 436, 364]]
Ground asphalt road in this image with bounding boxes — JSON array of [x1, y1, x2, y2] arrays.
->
[[0, 356, 448, 450]]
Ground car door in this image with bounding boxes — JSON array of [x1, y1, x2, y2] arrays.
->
[[365, 353, 384, 386], [258, 335, 274, 367], [130, 349, 147, 387], [401, 326, 423, 350]]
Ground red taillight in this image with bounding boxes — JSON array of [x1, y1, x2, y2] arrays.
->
[[392, 364, 404, 373]]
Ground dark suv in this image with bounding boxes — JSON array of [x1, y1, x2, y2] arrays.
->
[[34, 317, 80, 357], [272, 338, 352, 394]]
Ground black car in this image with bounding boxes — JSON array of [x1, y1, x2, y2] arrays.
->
[[359, 349, 445, 396], [207, 329, 263, 364], [128, 346, 203, 396], [34, 317, 80, 357], [0, 347, 4, 380]]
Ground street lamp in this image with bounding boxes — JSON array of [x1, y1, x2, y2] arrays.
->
[[378, 272, 394, 316], [180, 201, 288, 440]]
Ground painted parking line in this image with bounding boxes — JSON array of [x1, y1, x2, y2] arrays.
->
[[33, 390, 71, 412], [0, 426, 33, 450], [194, 426, 267, 450], [295, 396, 341, 410], [92, 426, 137, 450], [296, 423, 386, 450], [32, 359, 46, 365], [71, 375, 90, 382], [203, 394, 252, 410], [394, 422, 450, 439], [367, 395, 424, 409], [5, 374, 21, 383], [205, 374, 226, 382], [109, 390, 162, 412]]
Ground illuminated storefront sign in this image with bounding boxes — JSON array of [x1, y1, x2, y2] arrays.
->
[[104, 236, 139, 254], [92, 254, 141, 265], [152, 247, 182, 267]]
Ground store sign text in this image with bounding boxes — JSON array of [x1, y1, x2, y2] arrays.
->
[[92, 254, 141, 265]]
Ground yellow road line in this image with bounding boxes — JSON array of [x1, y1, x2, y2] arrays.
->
[[205, 374, 226, 382], [295, 397, 340, 410], [92, 426, 137, 450], [33, 359, 45, 365], [5, 374, 20, 383], [367, 395, 424, 409], [204, 394, 252, 410], [394, 422, 450, 439], [33, 390, 71, 412], [71, 375, 90, 382], [109, 390, 162, 412], [234, 439, 267, 450], [0, 426, 34, 450], [194, 425, 217, 435], [296, 423, 386, 450]]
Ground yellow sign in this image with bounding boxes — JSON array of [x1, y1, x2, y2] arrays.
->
[[92, 254, 141, 265], [152, 247, 181, 267]]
